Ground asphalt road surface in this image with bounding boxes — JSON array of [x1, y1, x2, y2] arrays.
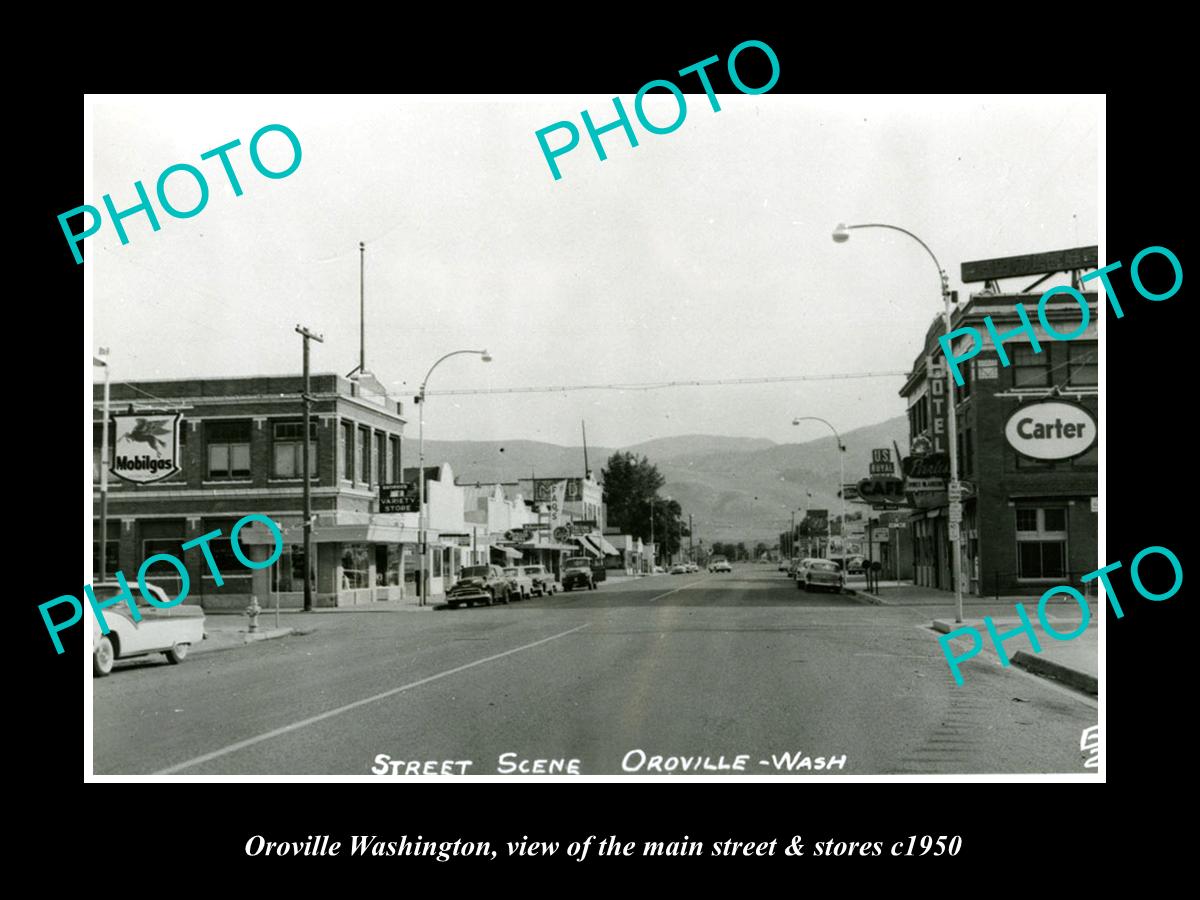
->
[[92, 565, 1098, 775]]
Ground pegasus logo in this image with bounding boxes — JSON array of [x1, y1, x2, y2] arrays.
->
[[120, 418, 173, 454]]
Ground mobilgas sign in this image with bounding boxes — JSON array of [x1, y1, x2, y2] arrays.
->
[[110, 414, 181, 484], [1004, 401, 1097, 461]]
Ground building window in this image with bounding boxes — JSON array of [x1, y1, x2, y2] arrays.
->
[[358, 425, 370, 483], [388, 435, 400, 482], [1016, 506, 1068, 580], [270, 544, 312, 593], [341, 421, 354, 481], [141, 539, 188, 592], [1067, 342, 1098, 387], [272, 421, 318, 479], [955, 360, 972, 402], [1011, 344, 1050, 388], [376, 544, 400, 586], [92, 541, 120, 580], [964, 427, 974, 477], [375, 432, 386, 486], [206, 421, 251, 479], [340, 544, 370, 590]]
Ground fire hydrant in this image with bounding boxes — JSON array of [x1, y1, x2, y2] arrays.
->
[[245, 596, 262, 633]]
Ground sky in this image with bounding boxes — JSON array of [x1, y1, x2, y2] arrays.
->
[[88, 94, 1099, 448]]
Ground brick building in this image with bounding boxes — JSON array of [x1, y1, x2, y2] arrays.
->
[[92, 372, 416, 609], [900, 290, 1098, 596]]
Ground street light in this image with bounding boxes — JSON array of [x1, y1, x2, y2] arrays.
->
[[792, 416, 846, 561], [92, 349, 110, 583], [416, 349, 491, 605], [832, 221, 964, 623]]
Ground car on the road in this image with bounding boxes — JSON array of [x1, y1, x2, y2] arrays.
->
[[91, 582, 207, 677], [844, 555, 866, 575], [787, 558, 802, 577], [778, 559, 790, 572], [796, 558, 846, 593], [446, 565, 511, 608], [687, 563, 699, 573], [503, 566, 534, 600], [669, 564, 688, 574], [561, 556, 597, 591], [709, 556, 732, 573], [520, 564, 557, 596]]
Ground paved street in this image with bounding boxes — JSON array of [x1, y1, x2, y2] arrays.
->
[[93, 565, 1097, 776]]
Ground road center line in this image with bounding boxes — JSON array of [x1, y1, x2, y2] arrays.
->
[[648, 575, 717, 602], [151, 624, 591, 775]]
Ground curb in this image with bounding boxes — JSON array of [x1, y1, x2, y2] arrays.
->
[[193, 626, 295, 655], [851, 589, 885, 606], [1011, 650, 1098, 695]]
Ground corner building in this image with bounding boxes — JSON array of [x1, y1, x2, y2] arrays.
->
[[900, 290, 1098, 597], [93, 373, 413, 609]]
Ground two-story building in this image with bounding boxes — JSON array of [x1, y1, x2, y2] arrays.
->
[[93, 372, 420, 609], [899, 288, 1098, 596]]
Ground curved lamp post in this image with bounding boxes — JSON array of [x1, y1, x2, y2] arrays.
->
[[832, 221, 963, 623], [416, 349, 491, 605], [792, 415, 846, 560]]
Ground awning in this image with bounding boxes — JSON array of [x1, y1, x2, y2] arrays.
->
[[516, 541, 577, 552], [593, 534, 620, 555], [574, 536, 602, 557], [491, 545, 523, 559]]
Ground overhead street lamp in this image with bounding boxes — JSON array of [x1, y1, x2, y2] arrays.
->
[[416, 349, 491, 606], [792, 416, 846, 561], [832, 221, 964, 623]]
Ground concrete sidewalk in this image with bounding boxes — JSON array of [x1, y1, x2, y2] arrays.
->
[[194, 618, 298, 655], [933, 615, 1098, 695], [855, 581, 1061, 607]]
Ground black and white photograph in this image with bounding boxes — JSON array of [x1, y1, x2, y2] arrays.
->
[[79, 90, 1109, 779]]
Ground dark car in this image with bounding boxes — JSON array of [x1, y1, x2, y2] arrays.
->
[[561, 556, 597, 592], [446, 565, 511, 608]]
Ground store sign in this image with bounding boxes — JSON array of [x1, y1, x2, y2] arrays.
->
[[856, 476, 905, 507], [379, 482, 419, 513], [905, 476, 946, 509], [869, 448, 895, 476], [960, 246, 1098, 283], [110, 414, 181, 484], [1004, 401, 1097, 461]]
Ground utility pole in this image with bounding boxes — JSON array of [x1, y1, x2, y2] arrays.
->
[[688, 513, 693, 563], [92, 349, 111, 582], [296, 324, 324, 612]]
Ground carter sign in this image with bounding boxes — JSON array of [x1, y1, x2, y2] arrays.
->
[[111, 414, 181, 484], [1004, 401, 1097, 461]]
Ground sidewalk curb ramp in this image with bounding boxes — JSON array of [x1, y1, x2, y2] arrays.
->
[[1011, 650, 1098, 695]]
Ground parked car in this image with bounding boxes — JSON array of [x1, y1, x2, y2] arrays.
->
[[446, 565, 511, 608], [503, 566, 535, 600], [520, 564, 557, 596], [669, 564, 688, 574], [709, 556, 732, 573], [561, 556, 597, 591], [796, 558, 846, 593], [787, 558, 802, 577], [686, 563, 699, 573], [91, 582, 206, 677], [844, 555, 866, 575], [778, 559, 790, 572]]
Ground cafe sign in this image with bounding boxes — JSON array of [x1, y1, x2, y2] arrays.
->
[[1004, 401, 1097, 461]]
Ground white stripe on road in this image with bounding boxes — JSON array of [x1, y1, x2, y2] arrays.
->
[[648, 575, 716, 602], [152, 624, 591, 775]]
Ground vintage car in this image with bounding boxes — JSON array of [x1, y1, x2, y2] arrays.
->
[[520, 564, 557, 596], [796, 558, 846, 593], [709, 556, 732, 573], [561, 556, 597, 591], [503, 566, 534, 600], [446, 565, 511, 609], [91, 582, 207, 677], [844, 555, 866, 575], [669, 564, 689, 575]]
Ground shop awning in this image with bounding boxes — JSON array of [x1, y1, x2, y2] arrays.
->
[[516, 541, 577, 552], [574, 536, 602, 557], [491, 545, 523, 559], [593, 534, 620, 555], [236, 521, 417, 545]]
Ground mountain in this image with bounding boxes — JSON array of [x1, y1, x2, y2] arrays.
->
[[420, 415, 909, 543]]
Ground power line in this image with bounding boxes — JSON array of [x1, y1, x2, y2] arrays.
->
[[425, 370, 910, 397]]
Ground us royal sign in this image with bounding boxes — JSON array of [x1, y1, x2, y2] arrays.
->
[[1004, 401, 1097, 462], [110, 413, 182, 483]]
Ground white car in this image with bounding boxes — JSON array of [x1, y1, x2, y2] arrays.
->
[[91, 582, 207, 677], [795, 558, 846, 593], [709, 558, 732, 573]]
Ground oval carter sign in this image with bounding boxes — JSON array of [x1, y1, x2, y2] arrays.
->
[[1005, 401, 1097, 461]]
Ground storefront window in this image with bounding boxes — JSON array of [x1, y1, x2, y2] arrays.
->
[[271, 544, 312, 592], [1016, 506, 1067, 579], [141, 539, 187, 592], [402, 545, 416, 583], [340, 544, 370, 590]]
